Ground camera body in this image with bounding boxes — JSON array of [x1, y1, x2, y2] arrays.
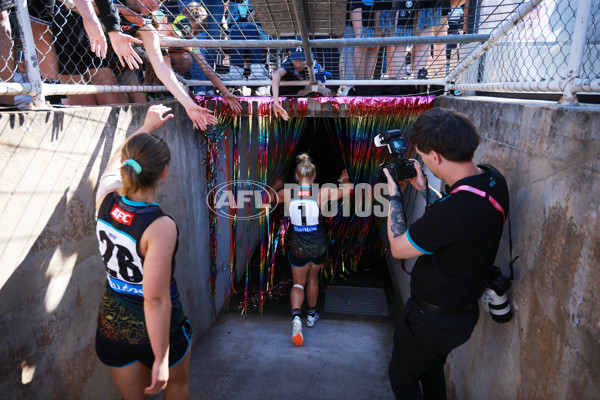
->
[[374, 129, 417, 182], [379, 159, 418, 182], [480, 266, 513, 323]]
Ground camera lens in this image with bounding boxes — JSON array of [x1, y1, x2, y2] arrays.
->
[[481, 288, 513, 323]]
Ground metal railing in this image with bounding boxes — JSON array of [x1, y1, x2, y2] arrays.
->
[[0, 0, 597, 109]]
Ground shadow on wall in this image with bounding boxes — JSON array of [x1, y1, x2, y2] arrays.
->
[[0, 108, 135, 399]]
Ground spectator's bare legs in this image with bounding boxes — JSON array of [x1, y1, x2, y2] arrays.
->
[[88, 67, 130, 104], [387, 45, 409, 79], [0, 10, 14, 106], [351, 8, 364, 80], [413, 23, 432, 77], [358, 46, 378, 80], [31, 21, 59, 81], [431, 18, 448, 77], [59, 74, 97, 105], [124, 83, 148, 103], [414, 19, 448, 78]]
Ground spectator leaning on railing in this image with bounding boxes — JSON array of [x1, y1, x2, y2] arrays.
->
[[159, 4, 242, 112], [181, 2, 210, 95], [113, 0, 241, 125], [54, 2, 131, 106]]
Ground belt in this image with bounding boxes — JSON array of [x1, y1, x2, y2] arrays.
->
[[411, 296, 474, 315]]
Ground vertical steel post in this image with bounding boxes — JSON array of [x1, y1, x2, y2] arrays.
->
[[14, 0, 45, 106], [292, 0, 317, 85], [560, 0, 593, 105]]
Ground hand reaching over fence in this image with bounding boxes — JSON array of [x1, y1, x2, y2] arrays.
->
[[108, 31, 143, 70], [74, 0, 108, 58]]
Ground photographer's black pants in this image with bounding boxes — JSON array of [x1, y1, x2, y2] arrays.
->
[[388, 297, 479, 400]]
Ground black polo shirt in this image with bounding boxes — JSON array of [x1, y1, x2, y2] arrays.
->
[[406, 164, 509, 310]]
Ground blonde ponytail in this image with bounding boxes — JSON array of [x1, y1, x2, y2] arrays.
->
[[295, 153, 316, 181]]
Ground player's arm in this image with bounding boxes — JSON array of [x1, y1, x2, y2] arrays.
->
[[141, 216, 177, 395], [95, 105, 174, 211]]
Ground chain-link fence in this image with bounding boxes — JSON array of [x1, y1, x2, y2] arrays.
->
[[0, 0, 598, 109]]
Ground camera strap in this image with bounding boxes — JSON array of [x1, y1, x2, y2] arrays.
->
[[508, 212, 517, 281], [450, 185, 506, 224], [450, 184, 517, 281]]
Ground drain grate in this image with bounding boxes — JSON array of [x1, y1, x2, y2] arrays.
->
[[324, 286, 389, 316]]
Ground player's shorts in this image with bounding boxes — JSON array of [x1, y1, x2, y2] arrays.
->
[[28, 0, 55, 26], [288, 231, 328, 267], [96, 319, 193, 369], [289, 251, 327, 268]]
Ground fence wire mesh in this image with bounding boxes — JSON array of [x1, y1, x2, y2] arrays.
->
[[0, 0, 598, 108], [457, 0, 600, 88]]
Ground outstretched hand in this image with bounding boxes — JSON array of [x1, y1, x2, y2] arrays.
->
[[142, 104, 175, 132], [224, 92, 243, 115], [108, 31, 144, 70], [273, 102, 289, 121], [185, 104, 218, 130], [82, 18, 108, 59], [338, 169, 350, 183]]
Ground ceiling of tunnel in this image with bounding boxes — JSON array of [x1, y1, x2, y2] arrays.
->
[[251, 0, 347, 37]]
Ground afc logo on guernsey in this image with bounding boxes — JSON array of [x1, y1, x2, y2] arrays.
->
[[111, 204, 134, 226]]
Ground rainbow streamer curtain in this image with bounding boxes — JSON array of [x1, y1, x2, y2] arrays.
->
[[324, 97, 433, 280], [195, 99, 236, 313], [194, 96, 433, 314]]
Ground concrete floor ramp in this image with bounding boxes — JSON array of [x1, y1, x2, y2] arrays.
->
[[187, 313, 395, 399]]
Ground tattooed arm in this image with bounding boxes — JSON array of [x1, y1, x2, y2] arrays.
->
[[421, 187, 442, 205], [383, 169, 425, 260]]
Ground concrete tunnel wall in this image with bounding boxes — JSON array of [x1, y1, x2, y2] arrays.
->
[[386, 96, 600, 399], [0, 100, 261, 399], [1, 96, 599, 399]]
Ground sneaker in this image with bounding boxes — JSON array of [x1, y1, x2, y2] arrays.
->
[[307, 312, 319, 327], [292, 316, 303, 346]]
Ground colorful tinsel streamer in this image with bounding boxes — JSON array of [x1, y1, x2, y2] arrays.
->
[[193, 95, 433, 314]]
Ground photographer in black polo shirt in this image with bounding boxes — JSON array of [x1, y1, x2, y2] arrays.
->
[[383, 108, 509, 400]]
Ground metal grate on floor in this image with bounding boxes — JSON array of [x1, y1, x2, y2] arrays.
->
[[324, 286, 389, 316]]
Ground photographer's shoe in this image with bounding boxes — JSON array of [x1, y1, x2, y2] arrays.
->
[[307, 312, 319, 327], [292, 316, 303, 346]]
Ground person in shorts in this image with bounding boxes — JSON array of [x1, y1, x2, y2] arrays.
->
[[275, 154, 353, 346], [95, 104, 193, 398]]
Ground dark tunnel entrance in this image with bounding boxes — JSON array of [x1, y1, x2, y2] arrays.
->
[[229, 117, 400, 320]]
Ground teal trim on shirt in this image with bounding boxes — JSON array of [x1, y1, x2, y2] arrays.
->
[[121, 196, 159, 207], [406, 228, 434, 255]]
